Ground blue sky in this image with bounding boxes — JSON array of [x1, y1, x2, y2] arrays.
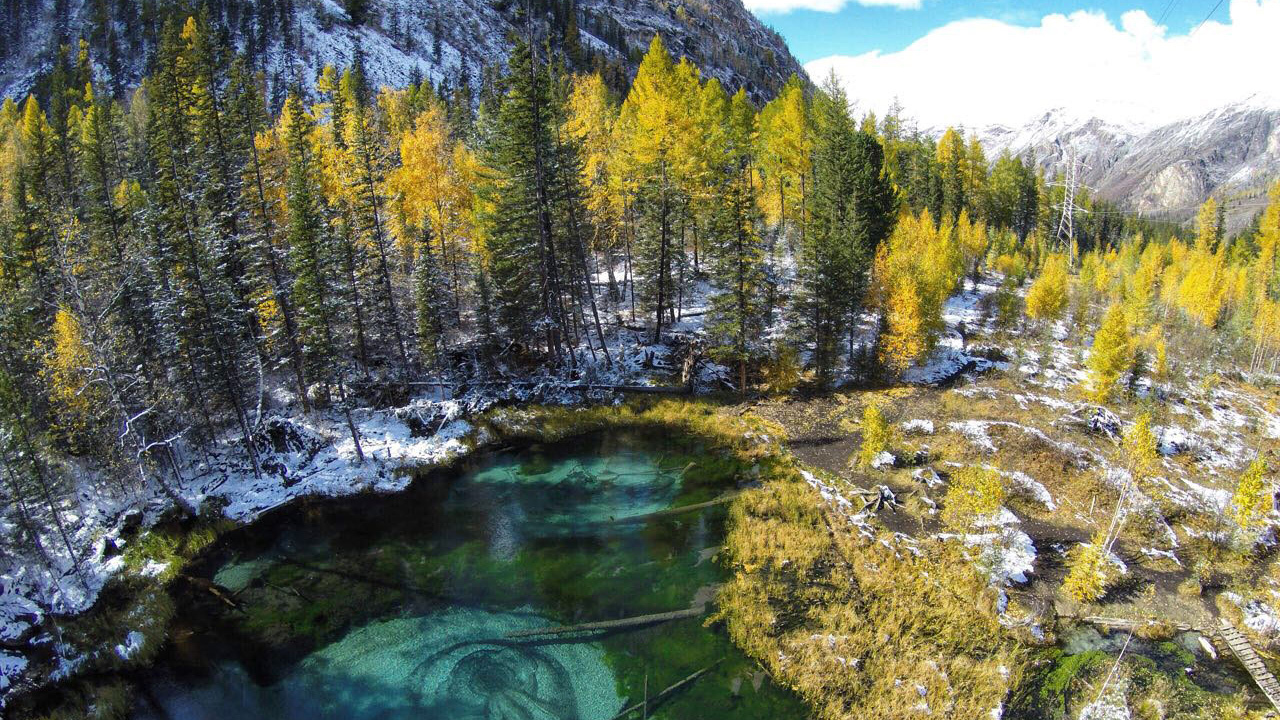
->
[[774, 0, 1278, 129], [756, 1, 1219, 62]]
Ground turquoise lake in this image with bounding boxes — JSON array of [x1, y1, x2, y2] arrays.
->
[[132, 431, 808, 720]]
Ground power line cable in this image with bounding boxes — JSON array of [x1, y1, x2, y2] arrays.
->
[[1190, 0, 1227, 36], [1155, 0, 1180, 26]]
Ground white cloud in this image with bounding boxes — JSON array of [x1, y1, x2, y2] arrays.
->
[[746, 0, 921, 14], [806, 0, 1280, 130]]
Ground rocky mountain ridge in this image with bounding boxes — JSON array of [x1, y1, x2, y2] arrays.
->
[[0, 0, 804, 104], [974, 97, 1280, 230]]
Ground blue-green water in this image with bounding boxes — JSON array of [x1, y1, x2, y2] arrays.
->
[[134, 433, 804, 720]]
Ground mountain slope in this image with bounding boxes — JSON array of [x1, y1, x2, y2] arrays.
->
[[0, 0, 803, 103], [977, 99, 1280, 230]]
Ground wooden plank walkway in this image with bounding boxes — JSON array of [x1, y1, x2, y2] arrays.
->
[[1218, 619, 1280, 712]]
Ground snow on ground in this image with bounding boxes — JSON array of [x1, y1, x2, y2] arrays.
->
[[1000, 469, 1057, 511], [904, 278, 1011, 386], [902, 419, 935, 435], [1078, 682, 1131, 720], [800, 469, 875, 540]]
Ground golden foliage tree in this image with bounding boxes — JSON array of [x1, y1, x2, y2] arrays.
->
[[1086, 304, 1132, 403], [873, 209, 962, 372], [1231, 457, 1272, 530], [1025, 253, 1070, 323], [1063, 532, 1110, 602], [756, 75, 811, 235], [880, 276, 927, 374], [41, 307, 103, 441]]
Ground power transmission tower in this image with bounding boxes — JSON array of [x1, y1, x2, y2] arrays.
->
[[1051, 147, 1089, 265]]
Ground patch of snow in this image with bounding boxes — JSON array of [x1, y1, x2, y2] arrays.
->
[[800, 470, 874, 540], [941, 528, 1037, 585], [1079, 684, 1130, 720], [949, 421, 998, 453], [902, 419, 935, 435], [0, 652, 27, 694], [1140, 548, 1181, 565], [870, 451, 896, 470], [913, 468, 944, 488], [114, 630, 145, 660], [1000, 469, 1057, 511]]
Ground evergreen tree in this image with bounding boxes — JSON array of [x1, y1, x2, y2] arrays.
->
[[479, 38, 580, 363], [707, 90, 768, 391], [798, 76, 896, 384]]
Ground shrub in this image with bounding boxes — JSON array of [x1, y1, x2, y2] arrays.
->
[[761, 343, 801, 396], [856, 403, 893, 468], [941, 466, 1005, 530], [1063, 534, 1112, 602]]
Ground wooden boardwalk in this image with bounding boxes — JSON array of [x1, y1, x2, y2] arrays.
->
[[1217, 619, 1280, 712]]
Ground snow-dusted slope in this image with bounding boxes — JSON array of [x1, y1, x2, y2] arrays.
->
[[0, 0, 803, 103], [975, 97, 1280, 230]]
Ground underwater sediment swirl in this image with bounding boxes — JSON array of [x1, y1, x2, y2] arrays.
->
[[140, 608, 622, 720]]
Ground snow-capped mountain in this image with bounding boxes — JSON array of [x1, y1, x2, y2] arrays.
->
[[0, 0, 803, 103], [976, 96, 1280, 229]]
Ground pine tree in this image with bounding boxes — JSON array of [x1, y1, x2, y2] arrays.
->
[[281, 94, 338, 389], [338, 69, 409, 370], [413, 225, 449, 371], [799, 75, 896, 384], [708, 89, 767, 391], [479, 38, 583, 363]]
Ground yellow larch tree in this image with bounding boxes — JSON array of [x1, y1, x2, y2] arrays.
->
[[1025, 253, 1070, 323], [1231, 457, 1272, 530], [941, 466, 1005, 531], [873, 209, 962, 372], [566, 73, 621, 257], [756, 75, 811, 237], [857, 403, 894, 468], [41, 307, 103, 442], [880, 276, 927, 374], [390, 98, 475, 295], [1177, 246, 1228, 328], [1086, 304, 1132, 403]]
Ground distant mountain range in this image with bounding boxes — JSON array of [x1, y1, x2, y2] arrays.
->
[[0, 0, 803, 103], [973, 97, 1280, 231]]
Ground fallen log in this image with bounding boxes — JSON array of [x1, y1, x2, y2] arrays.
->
[[504, 607, 705, 639], [609, 660, 722, 720], [404, 380, 690, 395]]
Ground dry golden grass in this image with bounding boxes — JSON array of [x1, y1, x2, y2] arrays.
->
[[719, 463, 1028, 720]]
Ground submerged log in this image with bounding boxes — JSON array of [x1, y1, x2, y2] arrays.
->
[[503, 607, 705, 639], [185, 576, 242, 611], [608, 661, 722, 720], [602, 493, 740, 525]]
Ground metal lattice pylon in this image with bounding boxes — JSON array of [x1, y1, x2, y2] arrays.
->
[[1052, 147, 1089, 265]]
